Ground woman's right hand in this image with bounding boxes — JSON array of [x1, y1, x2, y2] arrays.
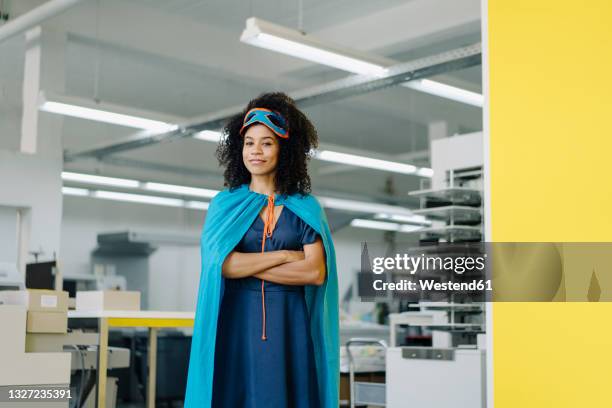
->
[[284, 250, 305, 263]]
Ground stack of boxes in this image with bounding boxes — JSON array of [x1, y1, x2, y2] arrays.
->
[[3, 290, 69, 333], [0, 289, 71, 408]]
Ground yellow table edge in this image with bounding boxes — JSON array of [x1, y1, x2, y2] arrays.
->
[[107, 317, 195, 328]]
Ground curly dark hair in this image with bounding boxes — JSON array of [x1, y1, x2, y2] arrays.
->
[[216, 92, 318, 196]]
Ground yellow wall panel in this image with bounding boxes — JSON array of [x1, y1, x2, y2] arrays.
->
[[488, 1, 612, 407]]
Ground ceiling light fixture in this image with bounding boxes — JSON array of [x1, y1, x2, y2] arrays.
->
[[374, 212, 431, 226], [144, 182, 219, 198], [240, 17, 388, 77], [415, 167, 435, 177], [61, 172, 141, 188], [318, 196, 417, 217], [93, 191, 185, 207], [240, 18, 482, 106], [350, 218, 423, 233], [39, 93, 179, 132], [62, 186, 211, 210], [61, 186, 90, 197], [62, 172, 221, 198], [185, 201, 210, 210], [315, 149, 428, 176], [190, 137, 432, 177], [402, 79, 483, 107], [62, 172, 417, 218], [193, 130, 223, 142]]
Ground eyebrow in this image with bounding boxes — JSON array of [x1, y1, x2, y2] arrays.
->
[[244, 136, 274, 141]]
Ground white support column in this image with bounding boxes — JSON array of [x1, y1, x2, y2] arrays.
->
[[20, 26, 66, 157], [480, 0, 494, 405], [427, 120, 448, 144], [0, 25, 67, 268], [427, 120, 447, 189]]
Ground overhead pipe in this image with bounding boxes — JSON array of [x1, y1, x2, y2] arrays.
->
[[0, 0, 84, 44]]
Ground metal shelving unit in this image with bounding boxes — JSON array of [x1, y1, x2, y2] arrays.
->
[[406, 169, 484, 243], [412, 205, 482, 225], [408, 187, 482, 207], [413, 225, 482, 241]]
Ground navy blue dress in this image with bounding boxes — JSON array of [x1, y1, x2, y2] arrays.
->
[[212, 207, 321, 408]]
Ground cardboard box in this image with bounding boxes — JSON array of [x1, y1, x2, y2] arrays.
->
[[26, 311, 68, 334], [0, 290, 68, 312], [25, 333, 67, 352], [76, 291, 140, 312], [0, 306, 71, 394]]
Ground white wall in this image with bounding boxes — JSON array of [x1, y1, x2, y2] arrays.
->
[[0, 207, 18, 264], [431, 131, 484, 189], [0, 150, 63, 269], [61, 196, 203, 311], [0, 28, 65, 272], [60, 195, 387, 312], [333, 227, 384, 301]]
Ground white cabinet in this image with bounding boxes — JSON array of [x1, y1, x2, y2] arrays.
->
[[386, 347, 486, 408]]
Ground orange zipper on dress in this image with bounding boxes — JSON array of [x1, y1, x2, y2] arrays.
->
[[259, 194, 276, 340]]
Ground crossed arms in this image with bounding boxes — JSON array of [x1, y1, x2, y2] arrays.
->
[[221, 238, 326, 286]]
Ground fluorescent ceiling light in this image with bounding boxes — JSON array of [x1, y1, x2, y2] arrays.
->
[[241, 18, 482, 106], [40, 100, 178, 132], [315, 150, 432, 176], [62, 171, 418, 217], [240, 17, 388, 77], [94, 190, 186, 208], [62, 187, 211, 211], [403, 79, 483, 107], [416, 167, 434, 178], [185, 201, 210, 210], [62, 172, 220, 199], [189, 141, 433, 178], [374, 213, 431, 226], [318, 196, 416, 217], [351, 218, 422, 233], [193, 130, 223, 142], [144, 182, 219, 198], [351, 219, 399, 232], [61, 172, 140, 188], [62, 187, 90, 196]]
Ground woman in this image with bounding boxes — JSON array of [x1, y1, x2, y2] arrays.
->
[[185, 93, 339, 408]]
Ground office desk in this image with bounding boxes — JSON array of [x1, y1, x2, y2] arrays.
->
[[68, 310, 195, 408]]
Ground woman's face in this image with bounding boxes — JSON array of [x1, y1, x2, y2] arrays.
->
[[242, 124, 280, 177]]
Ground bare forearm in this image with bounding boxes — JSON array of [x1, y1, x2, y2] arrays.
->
[[254, 259, 325, 286], [222, 251, 288, 279]]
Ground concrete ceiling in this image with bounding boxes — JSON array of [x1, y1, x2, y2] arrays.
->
[[130, 0, 416, 33], [0, 0, 483, 205]]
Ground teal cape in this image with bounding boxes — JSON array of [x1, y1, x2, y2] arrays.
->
[[185, 184, 339, 407]]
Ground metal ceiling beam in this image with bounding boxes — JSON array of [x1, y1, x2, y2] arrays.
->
[[0, 0, 84, 44], [64, 42, 481, 161]]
